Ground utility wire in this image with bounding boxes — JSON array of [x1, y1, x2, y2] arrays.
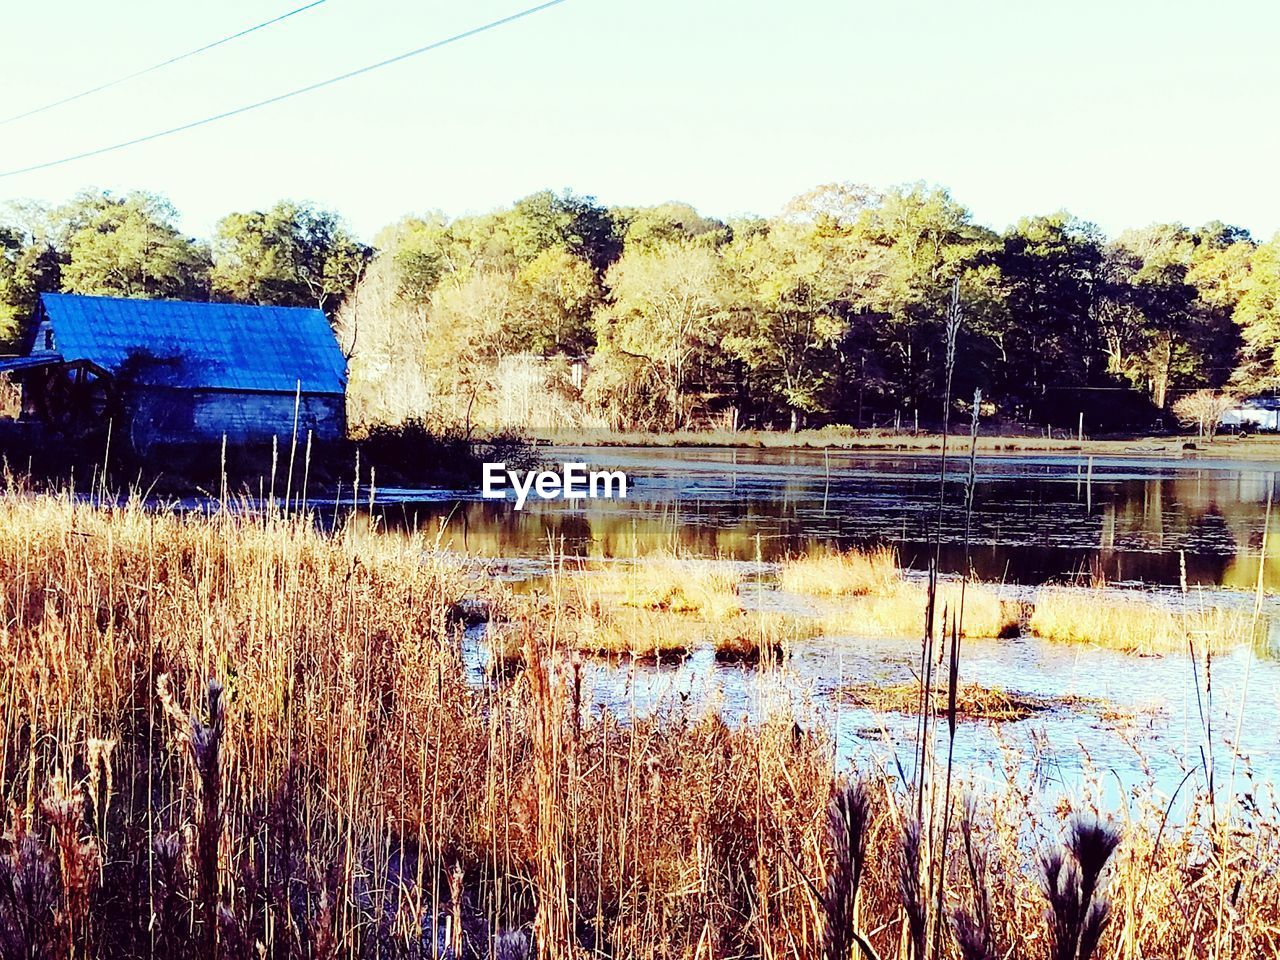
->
[[0, 0, 569, 179], [0, 1, 329, 127]]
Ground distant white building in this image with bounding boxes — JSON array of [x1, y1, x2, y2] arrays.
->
[[1221, 397, 1280, 432]]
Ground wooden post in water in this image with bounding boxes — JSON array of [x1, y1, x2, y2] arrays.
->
[[1087, 455, 1094, 512], [823, 447, 831, 513]]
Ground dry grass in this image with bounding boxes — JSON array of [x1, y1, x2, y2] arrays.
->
[[1030, 586, 1266, 654], [712, 611, 823, 662], [821, 580, 1019, 640], [586, 554, 743, 620], [477, 556, 746, 661], [838, 681, 1099, 722], [488, 601, 700, 663], [562, 602, 706, 659], [779, 545, 901, 597], [0, 493, 1277, 958]]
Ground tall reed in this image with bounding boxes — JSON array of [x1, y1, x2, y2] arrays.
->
[[0, 490, 1276, 958]]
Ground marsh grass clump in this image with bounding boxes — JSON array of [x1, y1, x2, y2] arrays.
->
[[780, 546, 901, 597], [821, 581, 1017, 641], [712, 612, 823, 663], [565, 602, 703, 660], [586, 554, 744, 620], [837, 682, 1092, 722], [1030, 586, 1264, 653], [500, 553, 749, 659]]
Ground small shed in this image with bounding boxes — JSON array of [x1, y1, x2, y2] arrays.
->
[[3, 293, 347, 450], [1221, 397, 1280, 433]]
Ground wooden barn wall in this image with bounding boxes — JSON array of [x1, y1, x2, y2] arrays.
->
[[128, 389, 345, 449]]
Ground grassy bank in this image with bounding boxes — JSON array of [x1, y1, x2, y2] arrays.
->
[[536, 425, 1280, 460], [2, 497, 1277, 958]]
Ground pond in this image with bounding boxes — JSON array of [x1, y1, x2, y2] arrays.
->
[[458, 621, 1279, 812], [377, 446, 1280, 807], [376, 446, 1280, 590]]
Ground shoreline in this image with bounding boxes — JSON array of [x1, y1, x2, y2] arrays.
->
[[534, 428, 1280, 461]]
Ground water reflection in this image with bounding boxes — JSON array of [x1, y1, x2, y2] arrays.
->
[[374, 448, 1280, 590]]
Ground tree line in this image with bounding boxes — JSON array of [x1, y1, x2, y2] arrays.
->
[[3, 184, 1279, 433]]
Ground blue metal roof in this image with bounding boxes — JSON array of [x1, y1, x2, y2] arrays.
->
[[37, 293, 346, 395], [0, 354, 64, 375]]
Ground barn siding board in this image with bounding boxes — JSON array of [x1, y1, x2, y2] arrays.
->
[[128, 389, 344, 450]]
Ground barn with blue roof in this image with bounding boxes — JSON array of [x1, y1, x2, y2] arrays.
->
[[7, 293, 347, 450]]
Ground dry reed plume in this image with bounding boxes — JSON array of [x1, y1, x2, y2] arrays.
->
[[0, 494, 1277, 958]]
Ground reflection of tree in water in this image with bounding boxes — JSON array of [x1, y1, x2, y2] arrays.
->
[[1098, 473, 1278, 585], [1222, 508, 1280, 591], [368, 463, 1280, 589]]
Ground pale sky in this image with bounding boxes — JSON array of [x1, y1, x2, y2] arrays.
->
[[1, 0, 1277, 243]]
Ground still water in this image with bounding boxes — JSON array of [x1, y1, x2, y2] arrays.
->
[[378, 447, 1280, 590], [381, 447, 1279, 806], [459, 625, 1278, 811]]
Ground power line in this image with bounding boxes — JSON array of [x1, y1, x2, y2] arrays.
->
[[0, 1, 330, 128], [0, 0, 570, 180]]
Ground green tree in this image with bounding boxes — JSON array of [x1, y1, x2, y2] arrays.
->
[[57, 191, 209, 300], [211, 201, 370, 315], [781, 182, 879, 228], [1098, 224, 1241, 409], [1186, 223, 1253, 389], [722, 224, 849, 429], [509, 190, 622, 273], [614, 201, 727, 251], [0, 209, 61, 346], [513, 248, 601, 355], [845, 184, 997, 414], [594, 241, 723, 429], [991, 213, 1103, 403], [374, 214, 454, 317], [1234, 234, 1280, 390]]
